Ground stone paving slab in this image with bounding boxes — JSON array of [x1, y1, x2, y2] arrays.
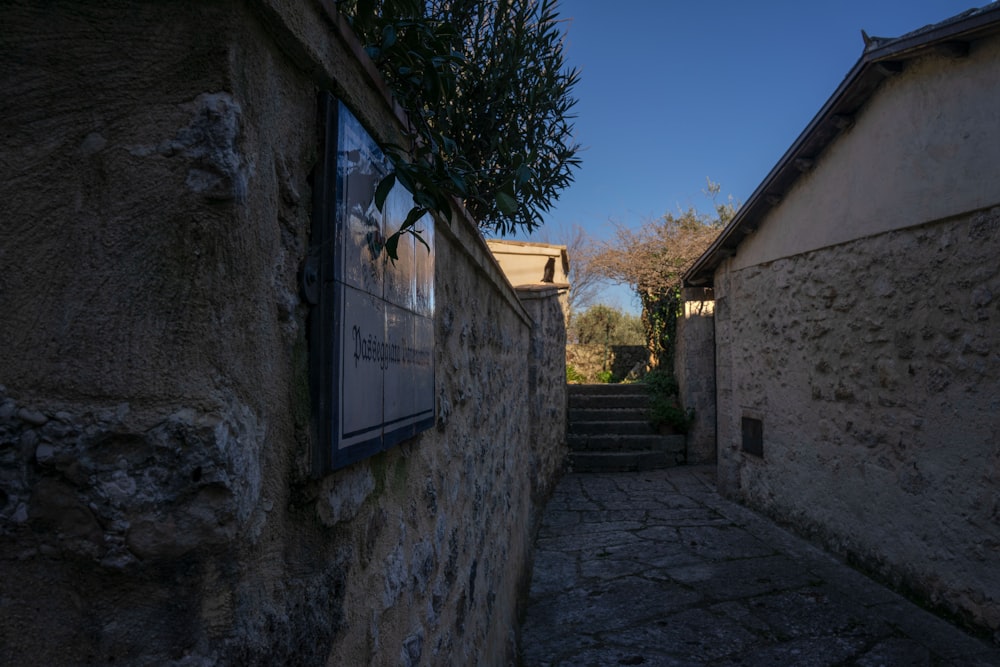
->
[[519, 466, 1000, 667]]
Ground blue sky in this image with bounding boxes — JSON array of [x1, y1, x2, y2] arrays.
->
[[509, 0, 980, 312]]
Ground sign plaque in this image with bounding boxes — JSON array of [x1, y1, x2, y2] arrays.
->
[[310, 93, 435, 472]]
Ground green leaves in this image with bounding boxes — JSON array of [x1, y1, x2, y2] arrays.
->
[[373, 168, 430, 260], [339, 0, 580, 238], [495, 182, 518, 215], [373, 172, 395, 213]]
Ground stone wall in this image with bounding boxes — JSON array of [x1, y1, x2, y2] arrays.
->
[[675, 288, 716, 463], [566, 344, 647, 383], [713, 207, 1000, 637], [0, 2, 566, 664], [517, 286, 570, 502]]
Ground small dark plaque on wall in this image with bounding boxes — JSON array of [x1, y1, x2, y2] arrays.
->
[[742, 417, 763, 457], [308, 92, 435, 474]]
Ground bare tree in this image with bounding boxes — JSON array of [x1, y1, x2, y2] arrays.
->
[[531, 222, 605, 327], [562, 224, 603, 324], [588, 180, 735, 370], [589, 210, 721, 296]]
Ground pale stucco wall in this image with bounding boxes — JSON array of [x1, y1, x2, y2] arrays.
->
[[485, 240, 569, 288], [713, 37, 1000, 637], [0, 2, 566, 664], [732, 36, 1000, 271]]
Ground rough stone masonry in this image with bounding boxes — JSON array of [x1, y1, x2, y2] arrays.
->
[[0, 2, 567, 664]]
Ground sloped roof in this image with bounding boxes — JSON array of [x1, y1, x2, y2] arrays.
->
[[684, 3, 1000, 287]]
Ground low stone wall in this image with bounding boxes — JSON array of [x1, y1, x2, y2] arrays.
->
[[0, 2, 566, 664], [566, 344, 647, 383], [714, 207, 1000, 637]]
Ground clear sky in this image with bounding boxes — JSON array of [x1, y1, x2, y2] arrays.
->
[[509, 0, 983, 312]]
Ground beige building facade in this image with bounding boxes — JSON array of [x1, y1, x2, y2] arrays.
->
[[485, 240, 570, 289], [487, 239, 571, 327], [683, 6, 1000, 638]]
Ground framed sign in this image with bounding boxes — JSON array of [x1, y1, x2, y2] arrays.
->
[[308, 93, 435, 473]]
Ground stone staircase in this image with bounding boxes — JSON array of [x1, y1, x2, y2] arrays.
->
[[567, 383, 686, 472]]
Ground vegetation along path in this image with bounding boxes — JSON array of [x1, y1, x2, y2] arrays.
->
[[519, 466, 1000, 666]]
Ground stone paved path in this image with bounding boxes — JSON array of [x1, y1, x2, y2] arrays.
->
[[519, 466, 1000, 666]]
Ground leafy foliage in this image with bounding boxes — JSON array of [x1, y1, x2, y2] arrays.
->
[[570, 304, 644, 346], [641, 368, 678, 397], [340, 0, 581, 253], [566, 364, 586, 383], [641, 290, 681, 376], [649, 399, 693, 434], [642, 369, 692, 433], [594, 369, 613, 384]]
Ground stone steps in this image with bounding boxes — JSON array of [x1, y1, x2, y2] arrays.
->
[[568, 420, 658, 436], [569, 393, 648, 409], [570, 433, 687, 453], [567, 383, 650, 396], [566, 383, 686, 472], [568, 407, 650, 423]]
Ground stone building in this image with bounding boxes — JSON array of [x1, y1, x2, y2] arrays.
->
[[0, 2, 566, 664], [680, 5, 1000, 638]]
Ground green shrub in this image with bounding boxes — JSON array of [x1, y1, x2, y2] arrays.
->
[[641, 369, 678, 396], [566, 365, 585, 384], [595, 370, 613, 384], [642, 369, 692, 432], [649, 398, 693, 434]]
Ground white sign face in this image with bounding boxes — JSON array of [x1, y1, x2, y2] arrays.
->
[[338, 284, 385, 449], [329, 102, 435, 466]]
